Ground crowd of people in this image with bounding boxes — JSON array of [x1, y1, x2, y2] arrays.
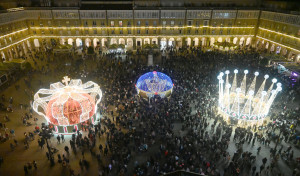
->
[[0, 46, 299, 176]]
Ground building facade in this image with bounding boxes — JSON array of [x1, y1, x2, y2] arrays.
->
[[0, 8, 299, 62]]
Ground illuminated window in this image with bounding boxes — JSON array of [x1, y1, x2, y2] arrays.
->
[[119, 21, 122, 27], [203, 20, 209, 27], [137, 21, 141, 26], [137, 30, 140, 34], [162, 21, 166, 27], [110, 21, 114, 27], [153, 21, 157, 26], [171, 21, 175, 27]]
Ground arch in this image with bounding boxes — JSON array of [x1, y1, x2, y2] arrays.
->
[[93, 38, 100, 48], [76, 38, 83, 47], [68, 38, 74, 46], [210, 38, 215, 46], [151, 38, 158, 45], [276, 46, 281, 54], [127, 38, 133, 47], [176, 38, 182, 48], [185, 38, 191, 47], [85, 38, 92, 47], [168, 38, 175, 47], [217, 37, 222, 43], [119, 38, 125, 45], [239, 37, 245, 46], [270, 44, 275, 52], [27, 40, 31, 49], [193, 38, 199, 46], [1, 51, 6, 61], [233, 37, 238, 44], [246, 37, 251, 46], [136, 38, 142, 47], [144, 38, 150, 45], [34, 39, 40, 47], [160, 38, 167, 49], [101, 38, 108, 47], [60, 38, 66, 45], [265, 42, 269, 49], [110, 38, 117, 45], [225, 38, 230, 43], [282, 48, 287, 56]]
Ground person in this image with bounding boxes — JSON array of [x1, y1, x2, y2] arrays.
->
[[24, 165, 28, 175], [57, 135, 61, 144], [64, 146, 69, 154], [61, 134, 65, 142], [257, 146, 261, 154], [33, 160, 37, 169]]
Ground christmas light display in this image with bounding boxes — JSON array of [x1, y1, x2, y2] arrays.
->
[[218, 69, 282, 124], [33, 76, 102, 134], [136, 71, 173, 98]]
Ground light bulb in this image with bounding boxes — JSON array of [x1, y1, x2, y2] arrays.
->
[[234, 69, 238, 74], [225, 70, 230, 74], [244, 70, 248, 74], [264, 75, 269, 79], [272, 78, 277, 83], [254, 72, 259, 76]]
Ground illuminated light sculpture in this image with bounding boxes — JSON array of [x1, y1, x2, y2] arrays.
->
[[33, 76, 102, 134], [136, 71, 173, 98], [218, 70, 282, 124]]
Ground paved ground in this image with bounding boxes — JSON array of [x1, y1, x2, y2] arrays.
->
[[0, 52, 299, 176]]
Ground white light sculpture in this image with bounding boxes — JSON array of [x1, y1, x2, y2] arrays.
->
[[218, 70, 282, 121], [33, 76, 102, 134]]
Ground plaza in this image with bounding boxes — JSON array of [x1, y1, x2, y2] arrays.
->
[[0, 0, 300, 176]]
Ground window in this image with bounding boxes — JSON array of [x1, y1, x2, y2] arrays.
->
[[203, 29, 206, 34], [195, 30, 198, 34], [120, 30, 123, 34], [171, 21, 175, 27], [153, 30, 156, 34], [41, 30, 45, 34], [203, 20, 209, 27], [111, 30, 115, 34], [31, 21, 34, 26], [76, 31, 79, 35], [48, 21, 51, 26], [137, 30, 140, 34], [110, 21, 114, 27], [179, 30, 182, 34], [146, 30, 148, 34], [74, 21, 78, 26], [212, 30, 215, 35], [40, 22, 43, 26], [145, 21, 149, 26], [101, 21, 105, 26], [127, 21, 131, 27], [153, 21, 157, 26], [85, 30, 88, 34], [92, 21, 96, 26], [227, 29, 230, 35], [179, 21, 183, 26], [66, 21, 69, 26], [59, 31, 63, 35], [137, 21, 141, 26], [102, 30, 105, 35], [195, 21, 199, 26], [188, 20, 192, 26], [128, 29, 131, 34], [84, 21, 88, 26], [50, 30, 53, 34], [94, 30, 97, 34], [119, 21, 122, 27], [187, 30, 191, 34], [68, 30, 71, 35], [162, 21, 166, 27], [220, 30, 223, 35]]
